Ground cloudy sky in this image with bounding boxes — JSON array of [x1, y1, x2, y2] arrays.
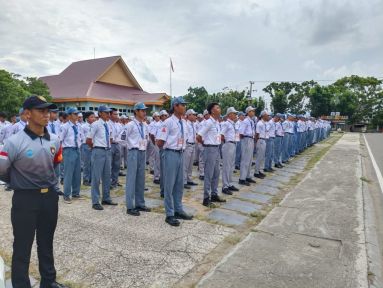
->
[[0, 0, 382, 105]]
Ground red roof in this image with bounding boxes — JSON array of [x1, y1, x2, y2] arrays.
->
[[40, 56, 168, 105]]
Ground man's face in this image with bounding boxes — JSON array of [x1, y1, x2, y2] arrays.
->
[[68, 113, 79, 123], [188, 114, 197, 122], [87, 114, 96, 124], [110, 111, 119, 121], [154, 116, 160, 122], [247, 110, 255, 118], [50, 111, 58, 121], [204, 114, 210, 120], [99, 111, 110, 121], [239, 115, 245, 121], [211, 105, 221, 116], [160, 115, 168, 121], [78, 116, 83, 122], [228, 113, 237, 121], [135, 109, 146, 119], [174, 103, 186, 115], [25, 108, 50, 127]]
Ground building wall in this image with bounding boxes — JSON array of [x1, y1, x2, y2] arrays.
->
[[56, 101, 161, 115]]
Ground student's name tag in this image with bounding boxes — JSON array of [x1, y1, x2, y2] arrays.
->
[[177, 138, 184, 147], [139, 139, 147, 150], [235, 132, 240, 142], [216, 134, 221, 144]]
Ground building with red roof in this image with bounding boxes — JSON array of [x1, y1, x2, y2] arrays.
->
[[40, 56, 168, 115]]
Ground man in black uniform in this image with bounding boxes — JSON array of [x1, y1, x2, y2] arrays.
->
[[0, 95, 67, 288]]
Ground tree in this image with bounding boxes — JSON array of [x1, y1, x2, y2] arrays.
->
[[263, 82, 295, 113], [0, 70, 51, 117], [307, 85, 333, 117], [332, 75, 383, 124], [183, 86, 210, 113]]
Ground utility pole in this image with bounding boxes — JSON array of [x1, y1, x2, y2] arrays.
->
[[249, 81, 254, 98]]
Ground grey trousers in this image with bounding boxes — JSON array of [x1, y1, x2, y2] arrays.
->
[[147, 140, 155, 171], [120, 143, 128, 168], [183, 143, 195, 184], [63, 147, 81, 198], [81, 143, 92, 183], [125, 149, 146, 210], [222, 142, 236, 189], [203, 146, 220, 199], [91, 148, 112, 205], [153, 145, 161, 180], [255, 139, 266, 174], [162, 150, 184, 216], [111, 143, 121, 186], [240, 137, 254, 180], [197, 143, 205, 176]]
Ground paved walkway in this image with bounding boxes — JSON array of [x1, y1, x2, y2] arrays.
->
[[197, 133, 368, 288]]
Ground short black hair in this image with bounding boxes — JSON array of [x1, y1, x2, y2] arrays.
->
[[207, 102, 219, 114], [83, 111, 95, 120], [0, 111, 6, 118]]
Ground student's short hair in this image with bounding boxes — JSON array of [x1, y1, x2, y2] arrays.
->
[[0, 111, 6, 118], [207, 102, 219, 114], [83, 111, 95, 120]]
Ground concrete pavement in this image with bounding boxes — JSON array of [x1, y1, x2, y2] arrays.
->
[[198, 133, 368, 288]]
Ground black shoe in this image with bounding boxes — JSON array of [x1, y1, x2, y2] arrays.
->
[[127, 209, 140, 216], [57, 190, 64, 196], [60, 179, 64, 185], [228, 185, 239, 191], [187, 181, 198, 186], [51, 282, 70, 288], [165, 216, 180, 226], [160, 193, 164, 198], [153, 179, 160, 184], [239, 179, 250, 186], [235, 165, 240, 170], [259, 172, 266, 177], [175, 211, 193, 220], [222, 188, 233, 195], [282, 160, 288, 164], [92, 203, 104, 210], [279, 164, 284, 168], [263, 168, 271, 172], [116, 183, 123, 187], [199, 175, 204, 180], [150, 170, 154, 175], [254, 173, 265, 179], [246, 178, 256, 184], [211, 195, 226, 203], [83, 181, 91, 186], [136, 206, 151, 212], [118, 172, 126, 176], [184, 184, 191, 189], [202, 197, 211, 207], [102, 200, 118, 206], [269, 168, 276, 172], [193, 162, 198, 166]]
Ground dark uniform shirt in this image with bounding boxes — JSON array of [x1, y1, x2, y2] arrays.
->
[[0, 126, 61, 189]]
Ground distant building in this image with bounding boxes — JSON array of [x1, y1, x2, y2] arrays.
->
[[40, 56, 168, 115]]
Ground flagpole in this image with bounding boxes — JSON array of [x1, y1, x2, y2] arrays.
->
[[169, 58, 172, 97]]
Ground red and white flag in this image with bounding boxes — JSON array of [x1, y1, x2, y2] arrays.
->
[[170, 58, 174, 72]]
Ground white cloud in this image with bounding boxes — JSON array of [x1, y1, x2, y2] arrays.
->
[[0, 0, 382, 100]]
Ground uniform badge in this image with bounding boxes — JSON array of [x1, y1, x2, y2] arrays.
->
[[161, 127, 167, 132], [25, 149, 33, 158], [50, 146, 56, 155]]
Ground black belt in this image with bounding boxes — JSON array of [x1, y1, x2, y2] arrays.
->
[[165, 148, 184, 153], [259, 138, 266, 140], [129, 148, 138, 150], [242, 135, 253, 138], [203, 144, 220, 147], [186, 142, 195, 145], [227, 141, 236, 144], [276, 135, 283, 137], [14, 187, 53, 194], [94, 146, 111, 150], [63, 147, 79, 150], [269, 137, 275, 139]]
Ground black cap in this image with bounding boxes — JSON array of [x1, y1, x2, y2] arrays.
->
[[23, 95, 57, 110]]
